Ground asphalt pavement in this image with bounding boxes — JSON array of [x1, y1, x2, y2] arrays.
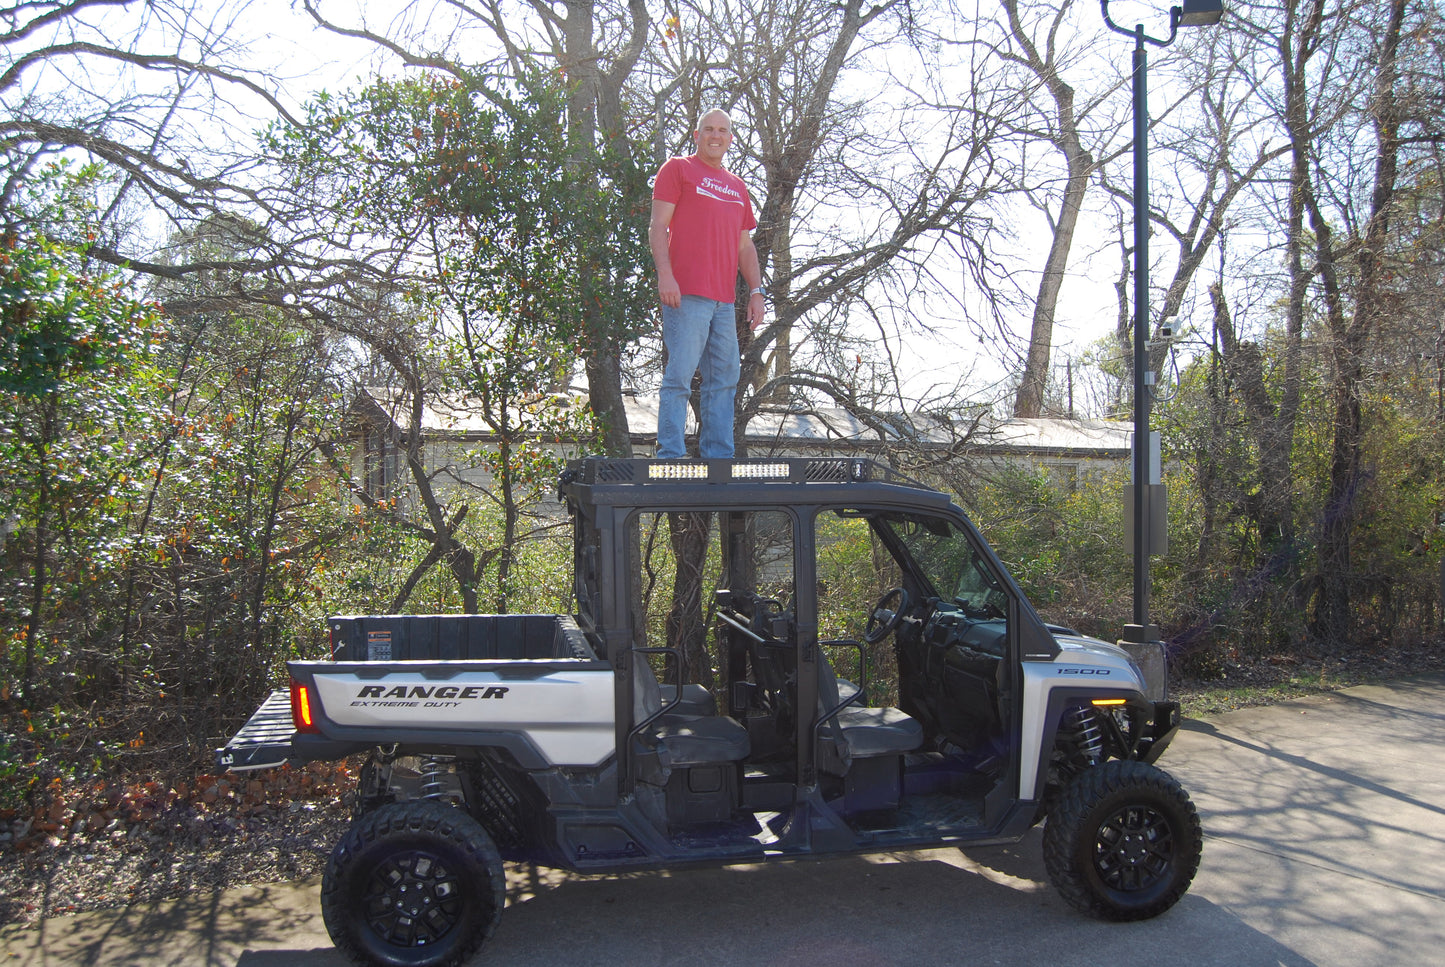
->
[[3, 672, 1442, 967]]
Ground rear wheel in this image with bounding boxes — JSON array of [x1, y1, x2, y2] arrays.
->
[[1043, 759, 1201, 921], [322, 800, 505, 966]]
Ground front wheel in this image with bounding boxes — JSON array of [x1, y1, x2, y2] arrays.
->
[[322, 800, 505, 967], [1043, 759, 1201, 921]]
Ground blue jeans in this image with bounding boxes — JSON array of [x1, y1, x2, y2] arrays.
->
[[657, 296, 740, 459]]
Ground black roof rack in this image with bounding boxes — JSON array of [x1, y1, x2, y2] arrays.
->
[[564, 456, 930, 489]]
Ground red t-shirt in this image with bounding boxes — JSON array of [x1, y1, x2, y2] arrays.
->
[[652, 155, 757, 303]]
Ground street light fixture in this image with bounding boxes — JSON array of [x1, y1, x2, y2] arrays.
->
[[1177, 0, 1224, 27], [1099, 0, 1222, 655]]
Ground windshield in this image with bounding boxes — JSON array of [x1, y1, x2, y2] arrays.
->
[[876, 513, 1009, 619]]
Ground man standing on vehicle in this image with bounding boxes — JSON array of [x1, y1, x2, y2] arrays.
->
[[649, 108, 766, 459]]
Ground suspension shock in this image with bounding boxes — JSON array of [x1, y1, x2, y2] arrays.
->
[[417, 755, 455, 800], [1061, 704, 1105, 768]]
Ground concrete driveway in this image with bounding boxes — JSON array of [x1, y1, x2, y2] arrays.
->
[[4, 673, 1442, 966]]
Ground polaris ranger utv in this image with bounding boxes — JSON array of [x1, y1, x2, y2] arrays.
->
[[220, 457, 1200, 966]]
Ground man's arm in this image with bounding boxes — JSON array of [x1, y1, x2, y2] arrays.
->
[[649, 200, 681, 309], [739, 231, 764, 331]]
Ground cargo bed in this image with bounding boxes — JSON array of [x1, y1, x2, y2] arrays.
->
[[218, 613, 612, 770]]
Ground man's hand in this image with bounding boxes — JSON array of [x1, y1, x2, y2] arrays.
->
[[747, 292, 765, 331], [657, 270, 682, 309], [738, 230, 764, 331]]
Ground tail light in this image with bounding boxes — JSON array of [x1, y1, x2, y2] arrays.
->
[[290, 679, 321, 733]]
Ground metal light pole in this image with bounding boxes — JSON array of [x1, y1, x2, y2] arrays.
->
[[1100, 0, 1222, 648]]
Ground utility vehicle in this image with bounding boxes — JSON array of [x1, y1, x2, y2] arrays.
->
[[220, 456, 1200, 966]]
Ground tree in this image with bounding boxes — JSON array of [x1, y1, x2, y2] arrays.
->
[[300, 0, 655, 458], [1306, 0, 1411, 642], [1108, 11, 1296, 568], [2, 1, 300, 269], [1146, 0, 1443, 654], [268, 66, 641, 611], [0, 162, 164, 700], [1228, 0, 1424, 643]]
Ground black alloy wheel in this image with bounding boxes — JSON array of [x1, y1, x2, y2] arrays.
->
[[1093, 801, 1175, 893], [322, 800, 505, 967], [1043, 759, 1202, 921], [362, 846, 463, 948]]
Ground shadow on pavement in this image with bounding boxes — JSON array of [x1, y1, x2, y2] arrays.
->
[[7, 844, 1313, 967], [1183, 717, 1445, 822], [390, 845, 1312, 967], [236, 951, 347, 965], [1166, 675, 1445, 965]]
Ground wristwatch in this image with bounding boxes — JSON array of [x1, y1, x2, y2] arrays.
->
[[750, 287, 765, 297]]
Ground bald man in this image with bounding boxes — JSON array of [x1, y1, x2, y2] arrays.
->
[[648, 108, 765, 459]]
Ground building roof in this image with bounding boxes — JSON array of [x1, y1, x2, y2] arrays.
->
[[352, 386, 1130, 459], [981, 416, 1135, 457]]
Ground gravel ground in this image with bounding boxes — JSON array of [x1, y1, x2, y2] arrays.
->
[[0, 800, 352, 925], [2, 643, 1441, 929], [0, 758, 361, 926]]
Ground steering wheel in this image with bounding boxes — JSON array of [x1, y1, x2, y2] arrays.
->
[[864, 587, 911, 644]]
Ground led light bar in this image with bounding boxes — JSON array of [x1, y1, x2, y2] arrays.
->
[[648, 463, 710, 480], [732, 463, 790, 480]]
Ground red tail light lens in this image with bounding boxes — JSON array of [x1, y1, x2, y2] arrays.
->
[[290, 679, 321, 733]]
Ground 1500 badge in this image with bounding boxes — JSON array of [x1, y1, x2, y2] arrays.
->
[[1055, 667, 1112, 676]]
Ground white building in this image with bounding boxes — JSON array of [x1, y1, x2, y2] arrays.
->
[[348, 385, 1131, 505]]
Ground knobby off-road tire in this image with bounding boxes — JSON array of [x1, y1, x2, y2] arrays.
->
[[1042, 759, 1202, 921], [322, 800, 505, 967]]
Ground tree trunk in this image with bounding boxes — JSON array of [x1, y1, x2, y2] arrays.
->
[[1210, 284, 1295, 553], [1013, 153, 1088, 418], [666, 511, 715, 689], [496, 435, 518, 613], [585, 343, 633, 458], [560, 0, 642, 459], [21, 398, 54, 702], [1308, 0, 1405, 644], [1005, 0, 1091, 419]]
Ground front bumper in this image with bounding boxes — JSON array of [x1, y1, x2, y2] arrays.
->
[[1140, 700, 1182, 762]]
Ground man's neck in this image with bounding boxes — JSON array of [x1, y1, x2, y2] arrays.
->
[[691, 152, 727, 171]]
